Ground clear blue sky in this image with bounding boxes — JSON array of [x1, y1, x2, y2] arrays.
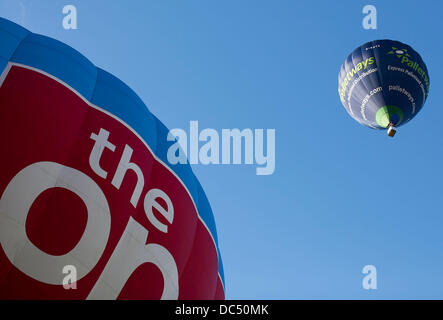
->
[[2, 0, 443, 299]]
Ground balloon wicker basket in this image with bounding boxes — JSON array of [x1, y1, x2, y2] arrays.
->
[[387, 125, 397, 137]]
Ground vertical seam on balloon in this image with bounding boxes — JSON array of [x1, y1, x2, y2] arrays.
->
[[342, 54, 355, 117], [371, 41, 391, 128], [359, 42, 378, 128], [354, 45, 374, 128], [0, 26, 29, 61]]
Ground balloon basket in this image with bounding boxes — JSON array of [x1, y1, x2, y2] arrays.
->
[[387, 125, 397, 137]]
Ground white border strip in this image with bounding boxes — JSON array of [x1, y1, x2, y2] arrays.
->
[[2, 62, 225, 295], [0, 63, 12, 88]]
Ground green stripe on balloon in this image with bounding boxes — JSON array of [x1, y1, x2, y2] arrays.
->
[[376, 105, 404, 128]]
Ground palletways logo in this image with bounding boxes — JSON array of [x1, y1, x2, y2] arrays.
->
[[387, 47, 411, 58], [387, 46, 430, 96], [0, 63, 224, 299]]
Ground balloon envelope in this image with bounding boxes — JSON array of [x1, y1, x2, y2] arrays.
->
[[338, 39, 430, 131], [0, 17, 224, 299]]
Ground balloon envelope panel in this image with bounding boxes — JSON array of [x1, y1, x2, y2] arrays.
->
[[338, 39, 430, 130]]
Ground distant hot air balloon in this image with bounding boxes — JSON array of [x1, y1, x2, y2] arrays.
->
[[0, 17, 225, 299], [338, 39, 430, 137]]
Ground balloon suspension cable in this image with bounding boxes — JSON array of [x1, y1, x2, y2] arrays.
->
[[387, 122, 397, 137]]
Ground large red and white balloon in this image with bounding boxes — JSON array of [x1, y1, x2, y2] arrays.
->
[[0, 17, 225, 299]]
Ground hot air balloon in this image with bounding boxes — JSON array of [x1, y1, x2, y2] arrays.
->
[[0, 17, 225, 299], [338, 39, 430, 137]]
